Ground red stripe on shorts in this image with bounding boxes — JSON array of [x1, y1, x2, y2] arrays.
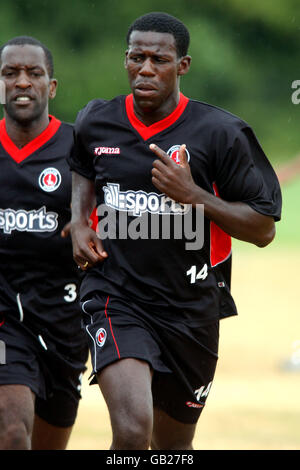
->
[[104, 296, 121, 359]]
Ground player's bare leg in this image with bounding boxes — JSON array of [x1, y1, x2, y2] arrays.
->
[[0, 384, 35, 450], [31, 415, 73, 450], [151, 407, 196, 450], [97, 358, 153, 450]]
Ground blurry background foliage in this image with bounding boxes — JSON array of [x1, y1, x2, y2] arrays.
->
[[0, 0, 299, 166]]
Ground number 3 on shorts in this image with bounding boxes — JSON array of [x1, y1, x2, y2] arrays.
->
[[64, 283, 78, 302]]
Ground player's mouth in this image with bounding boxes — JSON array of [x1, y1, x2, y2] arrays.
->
[[12, 94, 34, 105], [135, 82, 157, 97]]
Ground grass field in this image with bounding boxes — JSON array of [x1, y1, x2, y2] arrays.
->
[[68, 178, 300, 450]]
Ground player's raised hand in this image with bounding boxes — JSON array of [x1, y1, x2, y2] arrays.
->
[[150, 143, 196, 204]]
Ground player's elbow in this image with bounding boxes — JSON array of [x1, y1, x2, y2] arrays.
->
[[255, 223, 276, 248]]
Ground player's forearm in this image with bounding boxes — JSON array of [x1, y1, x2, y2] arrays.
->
[[188, 186, 275, 247], [71, 172, 96, 225]]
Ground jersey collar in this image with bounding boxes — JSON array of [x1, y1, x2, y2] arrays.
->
[[125, 92, 189, 141], [0, 115, 61, 163]]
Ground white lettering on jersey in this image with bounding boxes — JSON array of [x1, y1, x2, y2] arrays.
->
[[0, 206, 58, 234], [103, 182, 189, 216], [94, 147, 120, 156]]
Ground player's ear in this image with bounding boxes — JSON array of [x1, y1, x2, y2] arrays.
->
[[49, 78, 57, 100], [124, 50, 129, 70], [178, 55, 191, 76]]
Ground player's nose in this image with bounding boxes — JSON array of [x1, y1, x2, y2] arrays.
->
[[139, 58, 155, 76], [16, 71, 32, 88]]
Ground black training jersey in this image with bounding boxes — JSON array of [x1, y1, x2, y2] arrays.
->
[[69, 94, 282, 325], [0, 116, 76, 272]]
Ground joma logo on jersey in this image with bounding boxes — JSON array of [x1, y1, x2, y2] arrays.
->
[[94, 147, 120, 156], [0, 206, 58, 234], [103, 182, 188, 217]]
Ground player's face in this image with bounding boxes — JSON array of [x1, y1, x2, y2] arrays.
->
[[125, 31, 190, 119], [0, 44, 57, 125]]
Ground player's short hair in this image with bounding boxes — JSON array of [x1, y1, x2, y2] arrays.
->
[[126, 12, 190, 57], [0, 36, 54, 78]]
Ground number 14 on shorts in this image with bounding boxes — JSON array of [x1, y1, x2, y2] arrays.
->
[[186, 264, 208, 284]]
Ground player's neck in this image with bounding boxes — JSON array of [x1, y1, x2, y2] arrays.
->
[[3, 113, 50, 149], [133, 90, 180, 126]]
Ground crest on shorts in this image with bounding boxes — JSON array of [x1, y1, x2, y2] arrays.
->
[[39, 167, 61, 192], [167, 145, 190, 165], [96, 328, 107, 347]]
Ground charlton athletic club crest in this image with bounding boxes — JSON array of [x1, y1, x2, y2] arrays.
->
[[39, 167, 61, 192], [96, 328, 107, 348], [167, 145, 190, 165]]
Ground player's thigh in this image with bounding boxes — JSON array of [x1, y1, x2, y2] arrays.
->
[[0, 317, 39, 438], [0, 384, 35, 447], [97, 358, 153, 429], [152, 407, 196, 450]]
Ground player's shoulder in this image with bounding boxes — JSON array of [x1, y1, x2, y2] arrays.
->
[[189, 98, 249, 134], [59, 120, 74, 135], [51, 119, 75, 148], [76, 95, 125, 128]]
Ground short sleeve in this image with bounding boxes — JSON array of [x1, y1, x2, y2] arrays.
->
[[67, 106, 96, 181], [214, 125, 282, 221]]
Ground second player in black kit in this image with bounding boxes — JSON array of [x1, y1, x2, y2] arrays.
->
[[0, 36, 88, 450], [69, 13, 282, 450], [0, 116, 86, 352]]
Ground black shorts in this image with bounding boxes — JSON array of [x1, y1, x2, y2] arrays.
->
[[0, 269, 89, 428], [81, 293, 219, 424]]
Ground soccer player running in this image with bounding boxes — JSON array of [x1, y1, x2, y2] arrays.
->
[[69, 13, 282, 450], [0, 37, 88, 450]]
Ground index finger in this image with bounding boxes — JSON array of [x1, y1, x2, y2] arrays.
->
[[149, 143, 174, 166]]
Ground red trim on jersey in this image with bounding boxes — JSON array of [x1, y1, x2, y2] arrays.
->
[[0, 313, 5, 327], [104, 296, 121, 359], [210, 183, 232, 267], [125, 92, 189, 140], [90, 207, 98, 232], [0, 115, 61, 163]]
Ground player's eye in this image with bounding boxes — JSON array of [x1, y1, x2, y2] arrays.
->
[[130, 55, 143, 63], [2, 71, 14, 77], [154, 57, 168, 63], [30, 70, 43, 77]]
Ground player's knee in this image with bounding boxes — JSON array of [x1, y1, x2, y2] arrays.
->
[[112, 411, 153, 450], [0, 399, 33, 450], [0, 419, 31, 450]]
